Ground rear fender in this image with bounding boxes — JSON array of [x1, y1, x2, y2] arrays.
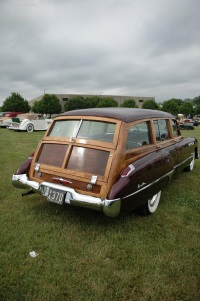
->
[[107, 149, 174, 201], [20, 119, 30, 128], [15, 153, 35, 175]]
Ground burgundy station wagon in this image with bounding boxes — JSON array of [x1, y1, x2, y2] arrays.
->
[[12, 108, 199, 217]]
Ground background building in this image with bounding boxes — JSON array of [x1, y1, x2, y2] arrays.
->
[[29, 93, 155, 111]]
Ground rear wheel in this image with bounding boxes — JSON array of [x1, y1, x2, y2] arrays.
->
[[136, 191, 161, 216], [27, 124, 34, 132]]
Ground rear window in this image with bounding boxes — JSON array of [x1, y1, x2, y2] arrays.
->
[[48, 120, 116, 142], [67, 146, 109, 176], [37, 143, 68, 167]]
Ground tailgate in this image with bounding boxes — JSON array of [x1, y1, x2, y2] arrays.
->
[[29, 116, 122, 198], [29, 142, 115, 198]]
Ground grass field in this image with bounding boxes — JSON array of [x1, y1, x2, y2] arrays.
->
[[0, 127, 200, 301]]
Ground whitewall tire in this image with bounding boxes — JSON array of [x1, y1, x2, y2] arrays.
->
[[136, 191, 161, 216], [27, 124, 34, 132], [147, 191, 161, 214], [184, 152, 195, 172]]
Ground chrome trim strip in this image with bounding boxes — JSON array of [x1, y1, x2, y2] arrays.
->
[[122, 154, 194, 200], [122, 169, 174, 200], [121, 164, 135, 178], [173, 154, 193, 169], [75, 119, 83, 137]]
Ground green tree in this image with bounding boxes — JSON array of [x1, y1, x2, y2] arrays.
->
[[32, 94, 62, 117], [120, 99, 138, 108], [2, 92, 30, 112], [161, 99, 180, 115], [195, 104, 200, 115], [169, 98, 183, 106], [179, 102, 195, 117], [96, 97, 118, 108], [84, 96, 101, 108], [64, 96, 86, 111], [142, 99, 160, 110], [193, 96, 200, 106], [31, 100, 40, 113]]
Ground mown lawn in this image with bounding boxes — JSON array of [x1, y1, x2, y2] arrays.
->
[[0, 127, 200, 301]]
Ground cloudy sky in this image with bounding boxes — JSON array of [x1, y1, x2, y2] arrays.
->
[[0, 0, 200, 106]]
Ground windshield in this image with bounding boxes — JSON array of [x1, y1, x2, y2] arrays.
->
[[48, 120, 116, 142]]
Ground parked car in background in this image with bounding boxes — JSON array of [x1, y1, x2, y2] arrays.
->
[[193, 117, 199, 126], [0, 117, 14, 128], [0, 112, 7, 118], [185, 119, 194, 125], [0, 112, 23, 125], [194, 115, 200, 123], [12, 108, 199, 217], [9, 113, 52, 132], [179, 119, 195, 130]]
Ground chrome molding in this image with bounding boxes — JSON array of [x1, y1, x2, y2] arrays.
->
[[173, 154, 193, 169], [123, 153, 194, 200], [122, 169, 174, 200]]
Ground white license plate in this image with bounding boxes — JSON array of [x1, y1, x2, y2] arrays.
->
[[47, 188, 65, 205]]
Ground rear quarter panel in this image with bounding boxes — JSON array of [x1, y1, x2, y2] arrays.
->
[[111, 149, 174, 212]]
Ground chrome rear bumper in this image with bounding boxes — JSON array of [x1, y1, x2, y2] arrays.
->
[[12, 174, 121, 217]]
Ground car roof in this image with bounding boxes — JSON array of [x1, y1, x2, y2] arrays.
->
[[60, 108, 173, 122]]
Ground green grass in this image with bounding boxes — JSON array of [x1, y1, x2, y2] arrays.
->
[[0, 128, 200, 301]]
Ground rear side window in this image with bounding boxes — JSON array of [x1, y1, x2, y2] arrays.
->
[[127, 121, 151, 149], [153, 119, 170, 142], [171, 119, 179, 137]]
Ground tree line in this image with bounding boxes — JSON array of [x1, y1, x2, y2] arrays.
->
[[1, 92, 200, 117]]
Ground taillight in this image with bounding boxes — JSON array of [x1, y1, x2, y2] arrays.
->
[[121, 164, 135, 177]]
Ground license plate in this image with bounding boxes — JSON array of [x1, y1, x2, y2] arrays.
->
[[47, 188, 65, 205]]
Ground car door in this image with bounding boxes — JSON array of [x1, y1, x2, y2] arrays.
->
[[33, 117, 47, 130]]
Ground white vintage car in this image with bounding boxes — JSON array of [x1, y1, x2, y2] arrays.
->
[[9, 113, 52, 132]]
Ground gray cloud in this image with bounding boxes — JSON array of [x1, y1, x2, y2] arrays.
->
[[0, 0, 200, 106]]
